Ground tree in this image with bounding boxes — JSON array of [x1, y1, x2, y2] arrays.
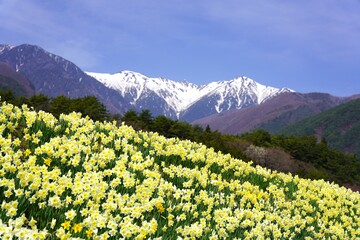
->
[[49, 95, 72, 118], [73, 96, 108, 121], [192, 124, 204, 142], [241, 130, 272, 147], [28, 94, 50, 111], [169, 121, 194, 140], [122, 110, 139, 129], [139, 109, 153, 130], [205, 125, 211, 133], [153, 115, 174, 137], [0, 90, 16, 103]]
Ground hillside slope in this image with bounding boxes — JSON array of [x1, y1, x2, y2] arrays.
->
[[0, 62, 34, 97], [281, 98, 360, 157], [0, 101, 359, 239]]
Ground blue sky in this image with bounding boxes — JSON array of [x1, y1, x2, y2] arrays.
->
[[1, 0, 360, 96]]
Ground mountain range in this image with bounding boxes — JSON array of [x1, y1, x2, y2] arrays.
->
[[0, 43, 292, 121], [1, 43, 359, 137], [87, 71, 292, 121]]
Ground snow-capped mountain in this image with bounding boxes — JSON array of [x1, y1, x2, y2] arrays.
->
[[87, 71, 293, 121], [181, 77, 293, 121], [87, 71, 204, 118]]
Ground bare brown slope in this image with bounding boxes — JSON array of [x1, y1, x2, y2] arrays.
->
[[0, 62, 35, 97], [193, 92, 353, 135]]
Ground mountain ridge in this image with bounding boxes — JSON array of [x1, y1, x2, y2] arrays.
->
[[87, 70, 293, 120], [0, 44, 128, 113], [0, 43, 294, 121], [193, 92, 359, 135]]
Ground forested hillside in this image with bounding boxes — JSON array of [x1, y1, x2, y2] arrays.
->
[[281, 98, 360, 158]]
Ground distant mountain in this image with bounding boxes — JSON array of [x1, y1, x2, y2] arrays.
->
[[87, 71, 292, 121], [0, 44, 127, 113], [193, 92, 358, 135], [0, 62, 35, 97], [0, 43, 293, 120], [281, 98, 360, 158]]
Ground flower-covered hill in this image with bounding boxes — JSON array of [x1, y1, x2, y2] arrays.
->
[[0, 101, 359, 239]]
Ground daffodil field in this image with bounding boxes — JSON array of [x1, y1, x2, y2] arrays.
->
[[0, 101, 359, 240]]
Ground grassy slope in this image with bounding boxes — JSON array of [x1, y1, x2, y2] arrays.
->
[[0, 101, 359, 239], [281, 98, 360, 158]]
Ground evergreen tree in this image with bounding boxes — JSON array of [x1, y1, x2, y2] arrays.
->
[[28, 94, 50, 111], [153, 115, 174, 137], [139, 109, 153, 130], [0, 89, 16, 103], [49, 95, 72, 118], [73, 96, 108, 121]]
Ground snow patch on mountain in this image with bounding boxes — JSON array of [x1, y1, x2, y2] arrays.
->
[[0, 44, 14, 54]]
